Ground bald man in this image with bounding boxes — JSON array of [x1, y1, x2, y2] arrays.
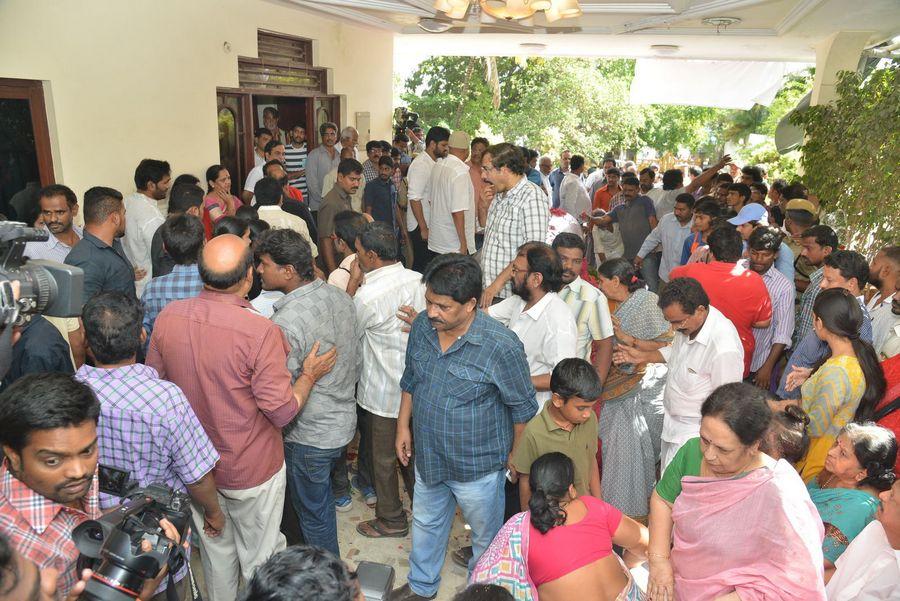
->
[[147, 234, 336, 601]]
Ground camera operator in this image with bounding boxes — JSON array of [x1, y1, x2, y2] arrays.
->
[[0, 374, 180, 600], [76, 291, 223, 599]]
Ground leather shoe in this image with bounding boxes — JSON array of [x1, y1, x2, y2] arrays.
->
[[452, 545, 473, 569], [389, 583, 436, 601]]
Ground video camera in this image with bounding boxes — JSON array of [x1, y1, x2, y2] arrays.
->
[[73, 475, 192, 601], [393, 106, 420, 138], [0, 221, 84, 379]]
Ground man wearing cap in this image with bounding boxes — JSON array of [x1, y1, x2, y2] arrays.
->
[[729, 203, 795, 282], [782, 198, 820, 291], [427, 131, 476, 256]]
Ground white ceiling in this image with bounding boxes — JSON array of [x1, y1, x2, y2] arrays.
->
[[283, 0, 900, 62]]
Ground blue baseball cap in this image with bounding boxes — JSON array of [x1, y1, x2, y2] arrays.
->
[[727, 203, 769, 226]]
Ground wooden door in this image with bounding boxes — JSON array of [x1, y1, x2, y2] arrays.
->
[[0, 78, 54, 219]]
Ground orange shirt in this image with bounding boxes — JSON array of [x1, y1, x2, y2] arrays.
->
[[592, 185, 620, 212]]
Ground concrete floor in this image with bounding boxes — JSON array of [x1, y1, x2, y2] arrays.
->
[[190, 484, 470, 601], [338, 488, 471, 601]]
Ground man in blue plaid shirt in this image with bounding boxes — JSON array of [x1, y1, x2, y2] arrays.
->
[[391, 254, 538, 601], [140, 213, 205, 339], [76, 291, 223, 600]]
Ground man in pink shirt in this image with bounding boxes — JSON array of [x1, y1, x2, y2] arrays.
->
[[147, 234, 335, 601]]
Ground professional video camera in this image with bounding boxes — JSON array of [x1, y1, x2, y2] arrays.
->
[[0, 221, 84, 378], [73, 477, 192, 601], [393, 106, 420, 138]]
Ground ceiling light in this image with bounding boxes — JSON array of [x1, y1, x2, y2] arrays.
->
[[418, 17, 453, 32], [651, 44, 679, 55], [433, 0, 581, 22], [702, 16, 741, 33], [520, 42, 548, 51], [554, 0, 582, 17]]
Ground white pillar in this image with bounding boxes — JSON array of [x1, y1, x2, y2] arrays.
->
[[810, 31, 873, 106]]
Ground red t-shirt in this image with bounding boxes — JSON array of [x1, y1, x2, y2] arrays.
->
[[877, 354, 900, 473], [527, 495, 622, 586], [669, 261, 772, 377]]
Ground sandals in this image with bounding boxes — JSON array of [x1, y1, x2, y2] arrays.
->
[[356, 518, 409, 538]]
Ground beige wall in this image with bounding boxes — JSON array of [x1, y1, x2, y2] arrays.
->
[[0, 0, 394, 198]]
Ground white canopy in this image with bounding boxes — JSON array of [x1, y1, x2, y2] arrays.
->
[[629, 58, 812, 110]]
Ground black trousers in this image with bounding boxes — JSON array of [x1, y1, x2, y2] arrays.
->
[[409, 226, 435, 273]]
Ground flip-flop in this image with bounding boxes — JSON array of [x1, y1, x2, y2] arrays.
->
[[356, 518, 409, 538]]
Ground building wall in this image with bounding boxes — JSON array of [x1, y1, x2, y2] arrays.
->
[[0, 0, 395, 197]]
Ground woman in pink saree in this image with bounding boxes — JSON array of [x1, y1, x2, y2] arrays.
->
[[647, 382, 827, 601]]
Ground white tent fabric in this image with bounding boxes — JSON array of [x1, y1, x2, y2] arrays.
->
[[629, 58, 812, 110]]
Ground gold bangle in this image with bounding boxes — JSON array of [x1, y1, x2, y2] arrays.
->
[[647, 552, 670, 559]]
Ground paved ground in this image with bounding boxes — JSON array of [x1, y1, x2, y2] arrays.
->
[[191, 479, 470, 601]]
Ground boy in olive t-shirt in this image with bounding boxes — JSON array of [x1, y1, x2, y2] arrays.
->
[[511, 358, 603, 511]]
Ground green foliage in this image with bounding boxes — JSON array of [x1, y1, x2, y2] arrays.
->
[[791, 63, 900, 253], [401, 56, 813, 166], [744, 139, 802, 182]]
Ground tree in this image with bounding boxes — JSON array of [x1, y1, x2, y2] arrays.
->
[[791, 63, 899, 253]]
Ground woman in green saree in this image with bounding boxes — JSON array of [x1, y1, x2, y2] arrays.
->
[[806, 421, 897, 581]]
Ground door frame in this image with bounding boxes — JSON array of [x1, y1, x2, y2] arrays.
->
[[216, 87, 341, 187], [0, 78, 55, 186]]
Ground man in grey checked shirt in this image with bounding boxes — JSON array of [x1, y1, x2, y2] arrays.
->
[[254, 228, 359, 559], [76, 291, 223, 600], [479, 143, 550, 304]]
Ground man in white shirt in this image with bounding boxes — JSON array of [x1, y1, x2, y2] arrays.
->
[[335, 126, 359, 159], [123, 159, 169, 297], [559, 155, 591, 219], [326, 211, 369, 294], [427, 131, 475, 256], [614, 276, 743, 469], [488, 242, 578, 409], [349, 222, 426, 540], [243, 140, 286, 205], [406, 126, 450, 272], [253, 177, 317, 258], [538, 156, 553, 199], [826, 478, 900, 599]]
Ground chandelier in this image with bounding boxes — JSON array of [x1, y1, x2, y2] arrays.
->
[[434, 0, 582, 22]]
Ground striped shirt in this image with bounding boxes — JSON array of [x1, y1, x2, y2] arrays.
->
[[354, 262, 426, 418], [481, 176, 549, 299], [558, 276, 615, 360], [750, 264, 796, 372], [284, 143, 308, 197], [23, 225, 82, 262], [795, 267, 825, 346]]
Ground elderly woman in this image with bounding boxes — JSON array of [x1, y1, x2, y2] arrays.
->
[[647, 382, 826, 601], [473, 452, 648, 601], [807, 422, 897, 579], [785, 287, 887, 480], [596, 258, 671, 521]]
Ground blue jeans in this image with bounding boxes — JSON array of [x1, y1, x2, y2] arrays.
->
[[641, 250, 662, 293], [284, 442, 343, 558], [407, 469, 505, 597]]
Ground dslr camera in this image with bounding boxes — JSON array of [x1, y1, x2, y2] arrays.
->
[[73, 474, 192, 601]]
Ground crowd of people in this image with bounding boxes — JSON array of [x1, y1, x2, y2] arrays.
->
[[0, 112, 898, 601]]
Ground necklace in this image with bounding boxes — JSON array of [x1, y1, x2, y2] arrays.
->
[[822, 473, 837, 488]]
